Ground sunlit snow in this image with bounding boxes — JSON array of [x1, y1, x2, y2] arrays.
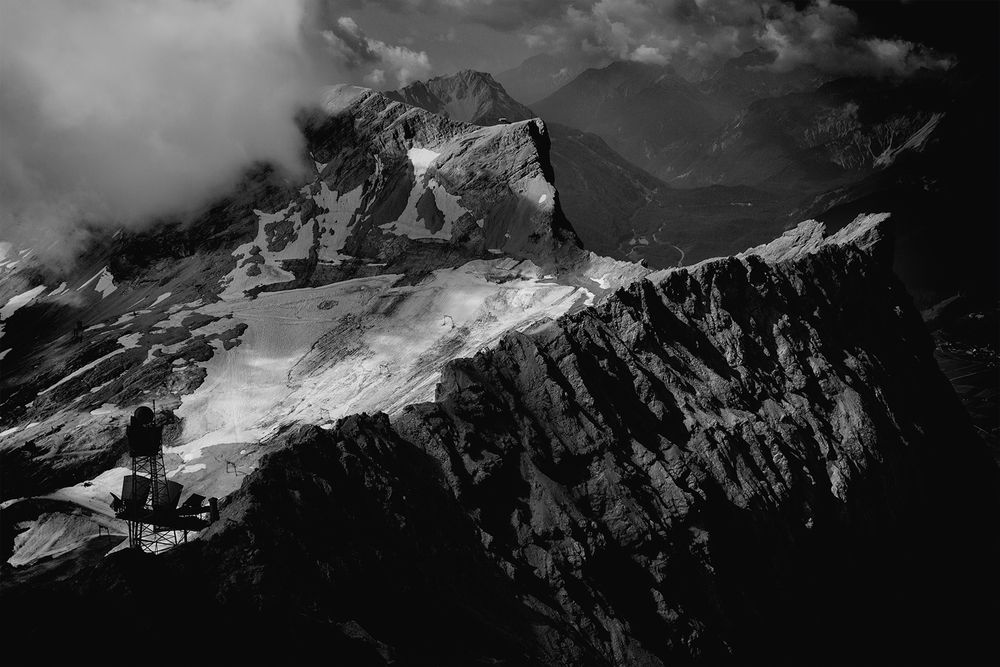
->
[[79, 267, 117, 297]]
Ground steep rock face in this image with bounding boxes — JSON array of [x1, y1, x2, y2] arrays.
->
[[395, 213, 998, 661], [287, 84, 582, 284], [544, 123, 664, 258], [385, 70, 536, 126], [8, 215, 995, 664]]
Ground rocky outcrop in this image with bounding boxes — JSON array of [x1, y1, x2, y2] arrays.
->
[[270, 84, 582, 286], [6, 215, 995, 664]]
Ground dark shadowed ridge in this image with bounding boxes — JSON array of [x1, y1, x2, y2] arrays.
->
[[3, 214, 996, 664]]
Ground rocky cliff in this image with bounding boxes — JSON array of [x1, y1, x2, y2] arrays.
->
[[5, 213, 995, 664]]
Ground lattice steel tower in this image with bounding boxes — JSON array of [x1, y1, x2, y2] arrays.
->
[[112, 406, 217, 553]]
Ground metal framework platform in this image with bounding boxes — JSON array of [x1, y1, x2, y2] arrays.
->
[[111, 407, 217, 553]]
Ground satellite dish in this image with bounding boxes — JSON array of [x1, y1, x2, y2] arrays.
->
[[132, 406, 154, 425]]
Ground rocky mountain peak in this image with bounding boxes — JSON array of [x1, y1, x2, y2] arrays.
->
[[495, 52, 602, 106], [573, 60, 682, 93], [303, 84, 576, 269], [386, 70, 536, 127]]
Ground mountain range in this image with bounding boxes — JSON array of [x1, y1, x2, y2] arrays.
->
[[0, 84, 640, 537], [389, 69, 799, 270], [1, 30, 997, 666]]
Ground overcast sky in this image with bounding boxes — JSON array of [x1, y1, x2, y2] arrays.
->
[[0, 0, 973, 260], [324, 0, 957, 87]]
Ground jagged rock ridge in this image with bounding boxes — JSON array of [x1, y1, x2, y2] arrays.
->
[[5, 214, 995, 664]]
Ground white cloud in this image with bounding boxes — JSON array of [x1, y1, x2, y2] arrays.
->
[[631, 45, 668, 65], [0, 0, 329, 260], [321, 16, 432, 89]]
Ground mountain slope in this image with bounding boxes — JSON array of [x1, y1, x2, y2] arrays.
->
[[385, 70, 792, 268], [701, 47, 828, 106], [0, 86, 645, 568], [495, 52, 600, 106], [386, 71, 669, 259], [533, 61, 731, 181], [675, 74, 951, 191], [4, 214, 996, 664], [386, 69, 536, 126], [544, 122, 663, 256], [534, 58, 952, 192]]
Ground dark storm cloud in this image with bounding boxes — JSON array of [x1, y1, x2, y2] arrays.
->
[[358, 0, 954, 77]]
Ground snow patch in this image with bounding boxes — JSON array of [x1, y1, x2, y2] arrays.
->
[[150, 292, 173, 308], [8, 511, 125, 568], [408, 147, 440, 179], [1, 284, 46, 321], [589, 275, 613, 290], [168, 463, 207, 477], [44, 467, 131, 516], [174, 261, 595, 472], [117, 332, 143, 349], [219, 179, 364, 299], [315, 182, 364, 264], [79, 267, 117, 298], [378, 148, 475, 241]]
